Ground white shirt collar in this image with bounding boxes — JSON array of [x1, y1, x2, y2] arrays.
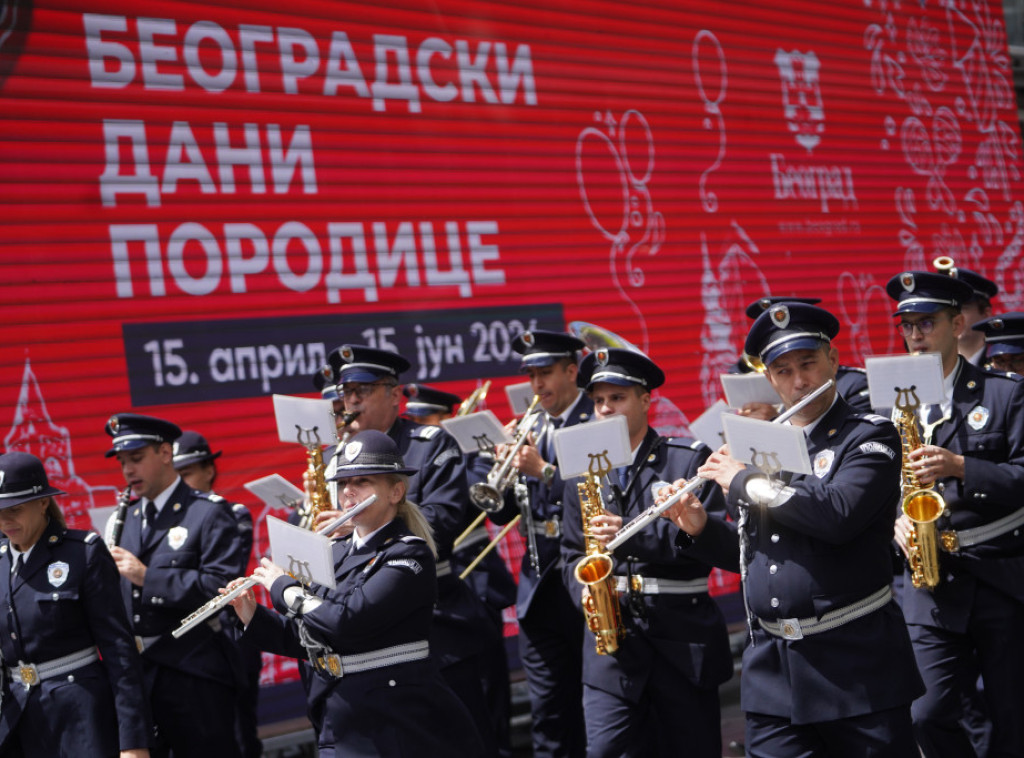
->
[[785, 393, 840, 437], [353, 522, 389, 550], [9, 542, 35, 571], [146, 476, 182, 520]]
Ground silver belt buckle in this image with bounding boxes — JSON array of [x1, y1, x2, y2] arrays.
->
[[778, 618, 804, 640], [17, 661, 39, 689], [629, 575, 645, 594], [318, 654, 343, 677], [543, 518, 561, 539]]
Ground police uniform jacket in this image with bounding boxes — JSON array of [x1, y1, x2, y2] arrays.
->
[[243, 518, 485, 758], [493, 392, 594, 618], [901, 358, 1024, 631], [559, 430, 734, 701], [117, 478, 247, 685], [835, 365, 871, 413], [712, 397, 924, 723], [0, 520, 150, 754], [384, 417, 496, 668]]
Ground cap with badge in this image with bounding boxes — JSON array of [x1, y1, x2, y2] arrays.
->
[[403, 384, 460, 418], [172, 431, 222, 470], [104, 413, 181, 458], [328, 430, 417, 480], [744, 296, 822, 320], [326, 345, 411, 385], [885, 271, 975, 316], [0, 452, 66, 510], [511, 330, 585, 371], [579, 347, 665, 391], [313, 364, 341, 401], [745, 302, 840, 367], [972, 312, 1024, 357]]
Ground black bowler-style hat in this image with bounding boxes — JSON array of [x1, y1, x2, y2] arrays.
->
[[886, 271, 975, 316], [511, 330, 585, 371], [579, 348, 665, 391], [0, 452, 66, 510], [403, 384, 460, 417], [172, 431, 222, 470], [328, 430, 417, 480], [104, 413, 181, 457], [745, 302, 840, 367], [326, 345, 411, 385], [973, 312, 1024, 357]]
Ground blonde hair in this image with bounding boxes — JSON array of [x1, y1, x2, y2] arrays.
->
[[386, 474, 437, 558]]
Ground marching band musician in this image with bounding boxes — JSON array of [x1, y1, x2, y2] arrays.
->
[[172, 431, 262, 758], [104, 414, 247, 758], [662, 302, 923, 757], [558, 348, 733, 758], [325, 346, 500, 755], [0, 451, 151, 758], [401, 383, 461, 426], [933, 266, 999, 366], [886, 272, 1024, 758], [975, 311, 1024, 377], [489, 330, 592, 758], [227, 430, 485, 757]]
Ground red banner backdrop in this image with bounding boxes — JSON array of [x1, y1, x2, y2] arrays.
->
[[2, 0, 1023, 686]]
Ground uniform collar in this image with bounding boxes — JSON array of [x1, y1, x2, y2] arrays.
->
[[147, 475, 183, 517]]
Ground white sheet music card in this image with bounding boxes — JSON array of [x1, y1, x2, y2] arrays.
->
[[90, 506, 118, 540], [245, 474, 305, 509], [688, 400, 729, 449], [553, 415, 631, 479], [441, 411, 514, 454], [720, 372, 779, 408], [272, 394, 336, 446], [721, 413, 812, 476], [265, 515, 336, 589], [864, 353, 945, 411], [504, 381, 534, 415]]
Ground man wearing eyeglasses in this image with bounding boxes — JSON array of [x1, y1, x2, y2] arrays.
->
[[323, 344, 500, 755], [886, 272, 1024, 758]]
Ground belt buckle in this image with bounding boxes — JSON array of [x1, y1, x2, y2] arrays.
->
[[318, 654, 343, 677], [17, 662, 38, 689], [629, 575, 645, 594], [778, 618, 804, 641], [940, 530, 960, 553], [134, 635, 145, 654], [544, 518, 561, 539]]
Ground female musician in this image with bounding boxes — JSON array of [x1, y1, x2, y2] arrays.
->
[[228, 430, 484, 757], [0, 452, 150, 757]]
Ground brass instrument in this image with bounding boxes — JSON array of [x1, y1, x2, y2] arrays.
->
[[295, 426, 330, 531], [107, 486, 132, 548], [468, 395, 542, 513], [894, 386, 946, 590], [573, 464, 624, 655], [457, 380, 491, 417], [740, 351, 766, 373], [933, 255, 956, 275]]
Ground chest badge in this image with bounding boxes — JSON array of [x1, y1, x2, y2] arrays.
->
[[47, 561, 69, 588], [967, 406, 990, 431], [167, 526, 188, 550], [813, 449, 835, 479]]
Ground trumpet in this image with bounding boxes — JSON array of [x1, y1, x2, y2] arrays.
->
[[468, 395, 542, 513], [457, 380, 491, 417], [173, 494, 378, 638]]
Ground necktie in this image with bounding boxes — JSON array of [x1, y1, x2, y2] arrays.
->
[[9, 554, 24, 592], [615, 466, 630, 492], [144, 500, 157, 530], [543, 417, 563, 465]]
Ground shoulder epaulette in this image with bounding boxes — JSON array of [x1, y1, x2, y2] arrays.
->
[[840, 365, 867, 375], [663, 436, 707, 452], [413, 425, 441, 440], [399, 535, 426, 544], [61, 529, 99, 544], [207, 493, 226, 503], [856, 413, 891, 426]]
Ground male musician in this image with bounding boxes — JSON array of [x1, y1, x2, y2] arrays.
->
[[665, 302, 923, 756], [490, 329, 592, 758], [559, 348, 733, 757], [172, 430, 262, 758], [403, 383, 461, 425], [105, 413, 247, 758], [932, 266, 998, 366], [325, 345, 501, 756], [886, 272, 1024, 758], [975, 312, 1024, 376]]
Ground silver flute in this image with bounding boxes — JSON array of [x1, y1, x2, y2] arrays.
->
[[173, 493, 378, 638]]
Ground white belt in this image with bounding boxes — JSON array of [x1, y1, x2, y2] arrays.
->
[[758, 586, 892, 641], [314, 640, 430, 678], [614, 575, 709, 595], [942, 507, 1024, 552], [532, 518, 561, 539], [435, 560, 451, 578], [8, 646, 99, 689], [453, 528, 491, 552]]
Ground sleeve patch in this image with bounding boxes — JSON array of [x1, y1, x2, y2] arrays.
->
[[386, 558, 423, 574], [859, 441, 895, 459]]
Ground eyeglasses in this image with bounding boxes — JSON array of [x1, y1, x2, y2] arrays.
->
[[896, 319, 937, 337], [342, 381, 396, 400]]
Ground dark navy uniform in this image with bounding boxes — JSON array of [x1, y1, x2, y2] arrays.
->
[[118, 478, 247, 757], [0, 519, 151, 756], [560, 429, 733, 758]]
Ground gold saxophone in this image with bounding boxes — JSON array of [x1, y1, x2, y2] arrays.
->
[[573, 467, 624, 655], [894, 386, 946, 590], [296, 426, 330, 530]]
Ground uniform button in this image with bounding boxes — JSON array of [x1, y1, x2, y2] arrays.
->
[[769, 565, 778, 574], [52, 593, 59, 600], [770, 597, 780, 608], [10, 633, 16, 640], [67, 675, 74, 683], [132, 590, 140, 599], [133, 614, 140, 622], [1014, 530, 1020, 537], [389, 679, 396, 687], [770, 533, 780, 543]]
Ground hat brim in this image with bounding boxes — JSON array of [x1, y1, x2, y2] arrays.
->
[[892, 301, 949, 316], [586, 374, 637, 390], [0, 485, 65, 510], [328, 465, 418, 481], [762, 336, 830, 367], [105, 438, 166, 458], [340, 369, 389, 384], [173, 450, 221, 469], [988, 344, 1024, 357]]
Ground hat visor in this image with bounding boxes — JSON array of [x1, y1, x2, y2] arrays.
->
[[328, 465, 418, 481], [105, 438, 158, 458], [340, 368, 388, 384], [891, 301, 948, 316], [173, 450, 221, 469], [987, 344, 1024, 357], [585, 374, 636, 391], [762, 336, 829, 367], [519, 355, 559, 371], [0, 486, 66, 510]]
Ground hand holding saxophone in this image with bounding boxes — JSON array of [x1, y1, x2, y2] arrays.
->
[[905, 445, 964, 486], [584, 509, 622, 550]]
